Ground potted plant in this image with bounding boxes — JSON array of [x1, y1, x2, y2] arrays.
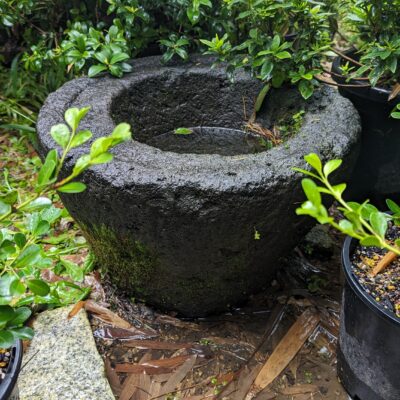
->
[[0, 107, 131, 398], [329, 0, 400, 204], [295, 153, 400, 400]]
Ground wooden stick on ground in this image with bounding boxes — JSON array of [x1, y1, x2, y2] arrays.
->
[[372, 251, 398, 276]]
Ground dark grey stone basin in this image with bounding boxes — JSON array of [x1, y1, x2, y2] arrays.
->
[[37, 56, 361, 316]]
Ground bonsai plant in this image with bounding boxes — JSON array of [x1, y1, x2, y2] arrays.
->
[[295, 153, 400, 400], [0, 107, 131, 398], [330, 0, 400, 204]]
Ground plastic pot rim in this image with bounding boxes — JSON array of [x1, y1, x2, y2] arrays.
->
[[342, 236, 400, 327], [0, 339, 23, 400]]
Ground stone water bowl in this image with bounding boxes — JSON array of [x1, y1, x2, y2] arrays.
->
[[37, 56, 360, 316]]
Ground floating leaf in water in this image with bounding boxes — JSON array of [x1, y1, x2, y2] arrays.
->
[[174, 127, 193, 135]]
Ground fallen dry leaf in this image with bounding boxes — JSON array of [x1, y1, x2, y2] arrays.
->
[[116, 355, 192, 374], [249, 308, 320, 397], [121, 340, 195, 350], [105, 358, 122, 397], [41, 269, 64, 282], [231, 365, 262, 400], [134, 373, 152, 400], [85, 271, 106, 303], [84, 300, 132, 328], [279, 384, 319, 395], [68, 301, 85, 319], [254, 391, 276, 400], [120, 353, 152, 400], [155, 314, 202, 331], [93, 326, 158, 340], [157, 355, 197, 399]]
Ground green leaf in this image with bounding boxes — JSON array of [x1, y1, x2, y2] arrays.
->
[[9, 280, 26, 297], [90, 153, 113, 164], [73, 154, 91, 176], [21, 197, 52, 212], [386, 199, 400, 214], [0, 305, 15, 323], [360, 203, 379, 220], [339, 219, 354, 235], [391, 111, 400, 119], [33, 220, 50, 236], [90, 137, 112, 158], [14, 244, 41, 267], [57, 182, 87, 193], [0, 331, 15, 348], [110, 64, 123, 77], [301, 178, 321, 206], [260, 59, 274, 80], [174, 128, 193, 135], [88, 64, 108, 77], [270, 35, 280, 51], [370, 211, 388, 238], [8, 307, 31, 326], [0, 200, 11, 217], [50, 124, 70, 148], [332, 183, 347, 196], [0, 275, 15, 297], [111, 123, 132, 142], [27, 279, 50, 296], [65, 107, 90, 132], [299, 80, 314, 100], [70, 130, 93, 148], [360, 236, 382, 247], [60, 259, 84, 282], [41, 206, 63, 224], [304, 153, 322, 174], [14, 233, 26, 249], [94, 50, 109, 64], [275, 51, 291, 59], [291, 167, 320, 180], [8, 327, 34, 340], [0, 190, 18, 205], [110, 52, 130, 64], [38, 151, 57, 186], [323, 159, 342, 177]]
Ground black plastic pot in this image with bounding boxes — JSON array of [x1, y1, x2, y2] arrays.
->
[[0, 340, 23, 400], [331, 53, 400, 206], [338, 237, 400, 400]]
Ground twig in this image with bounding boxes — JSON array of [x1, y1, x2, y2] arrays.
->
[[372, 251, 398, 276], [331, 48, 364, 67]]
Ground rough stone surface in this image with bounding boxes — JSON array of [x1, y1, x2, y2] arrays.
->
[[18, 306, 114, 400], [302, 225, 335, 258], [37, 55, 361, 316]]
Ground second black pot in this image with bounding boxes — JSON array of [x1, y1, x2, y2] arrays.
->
[[338, 237, 400, 400], [332, 54, 400, 207], [0, 340, 23, 400]]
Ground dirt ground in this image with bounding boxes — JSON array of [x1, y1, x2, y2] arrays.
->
[[89, 222, 352, 400]]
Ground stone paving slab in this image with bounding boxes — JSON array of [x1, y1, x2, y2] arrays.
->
[[18, 305, 115, 400]]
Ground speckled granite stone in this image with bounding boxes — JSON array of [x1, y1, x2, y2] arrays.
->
[[18, 306, 115, 400]]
